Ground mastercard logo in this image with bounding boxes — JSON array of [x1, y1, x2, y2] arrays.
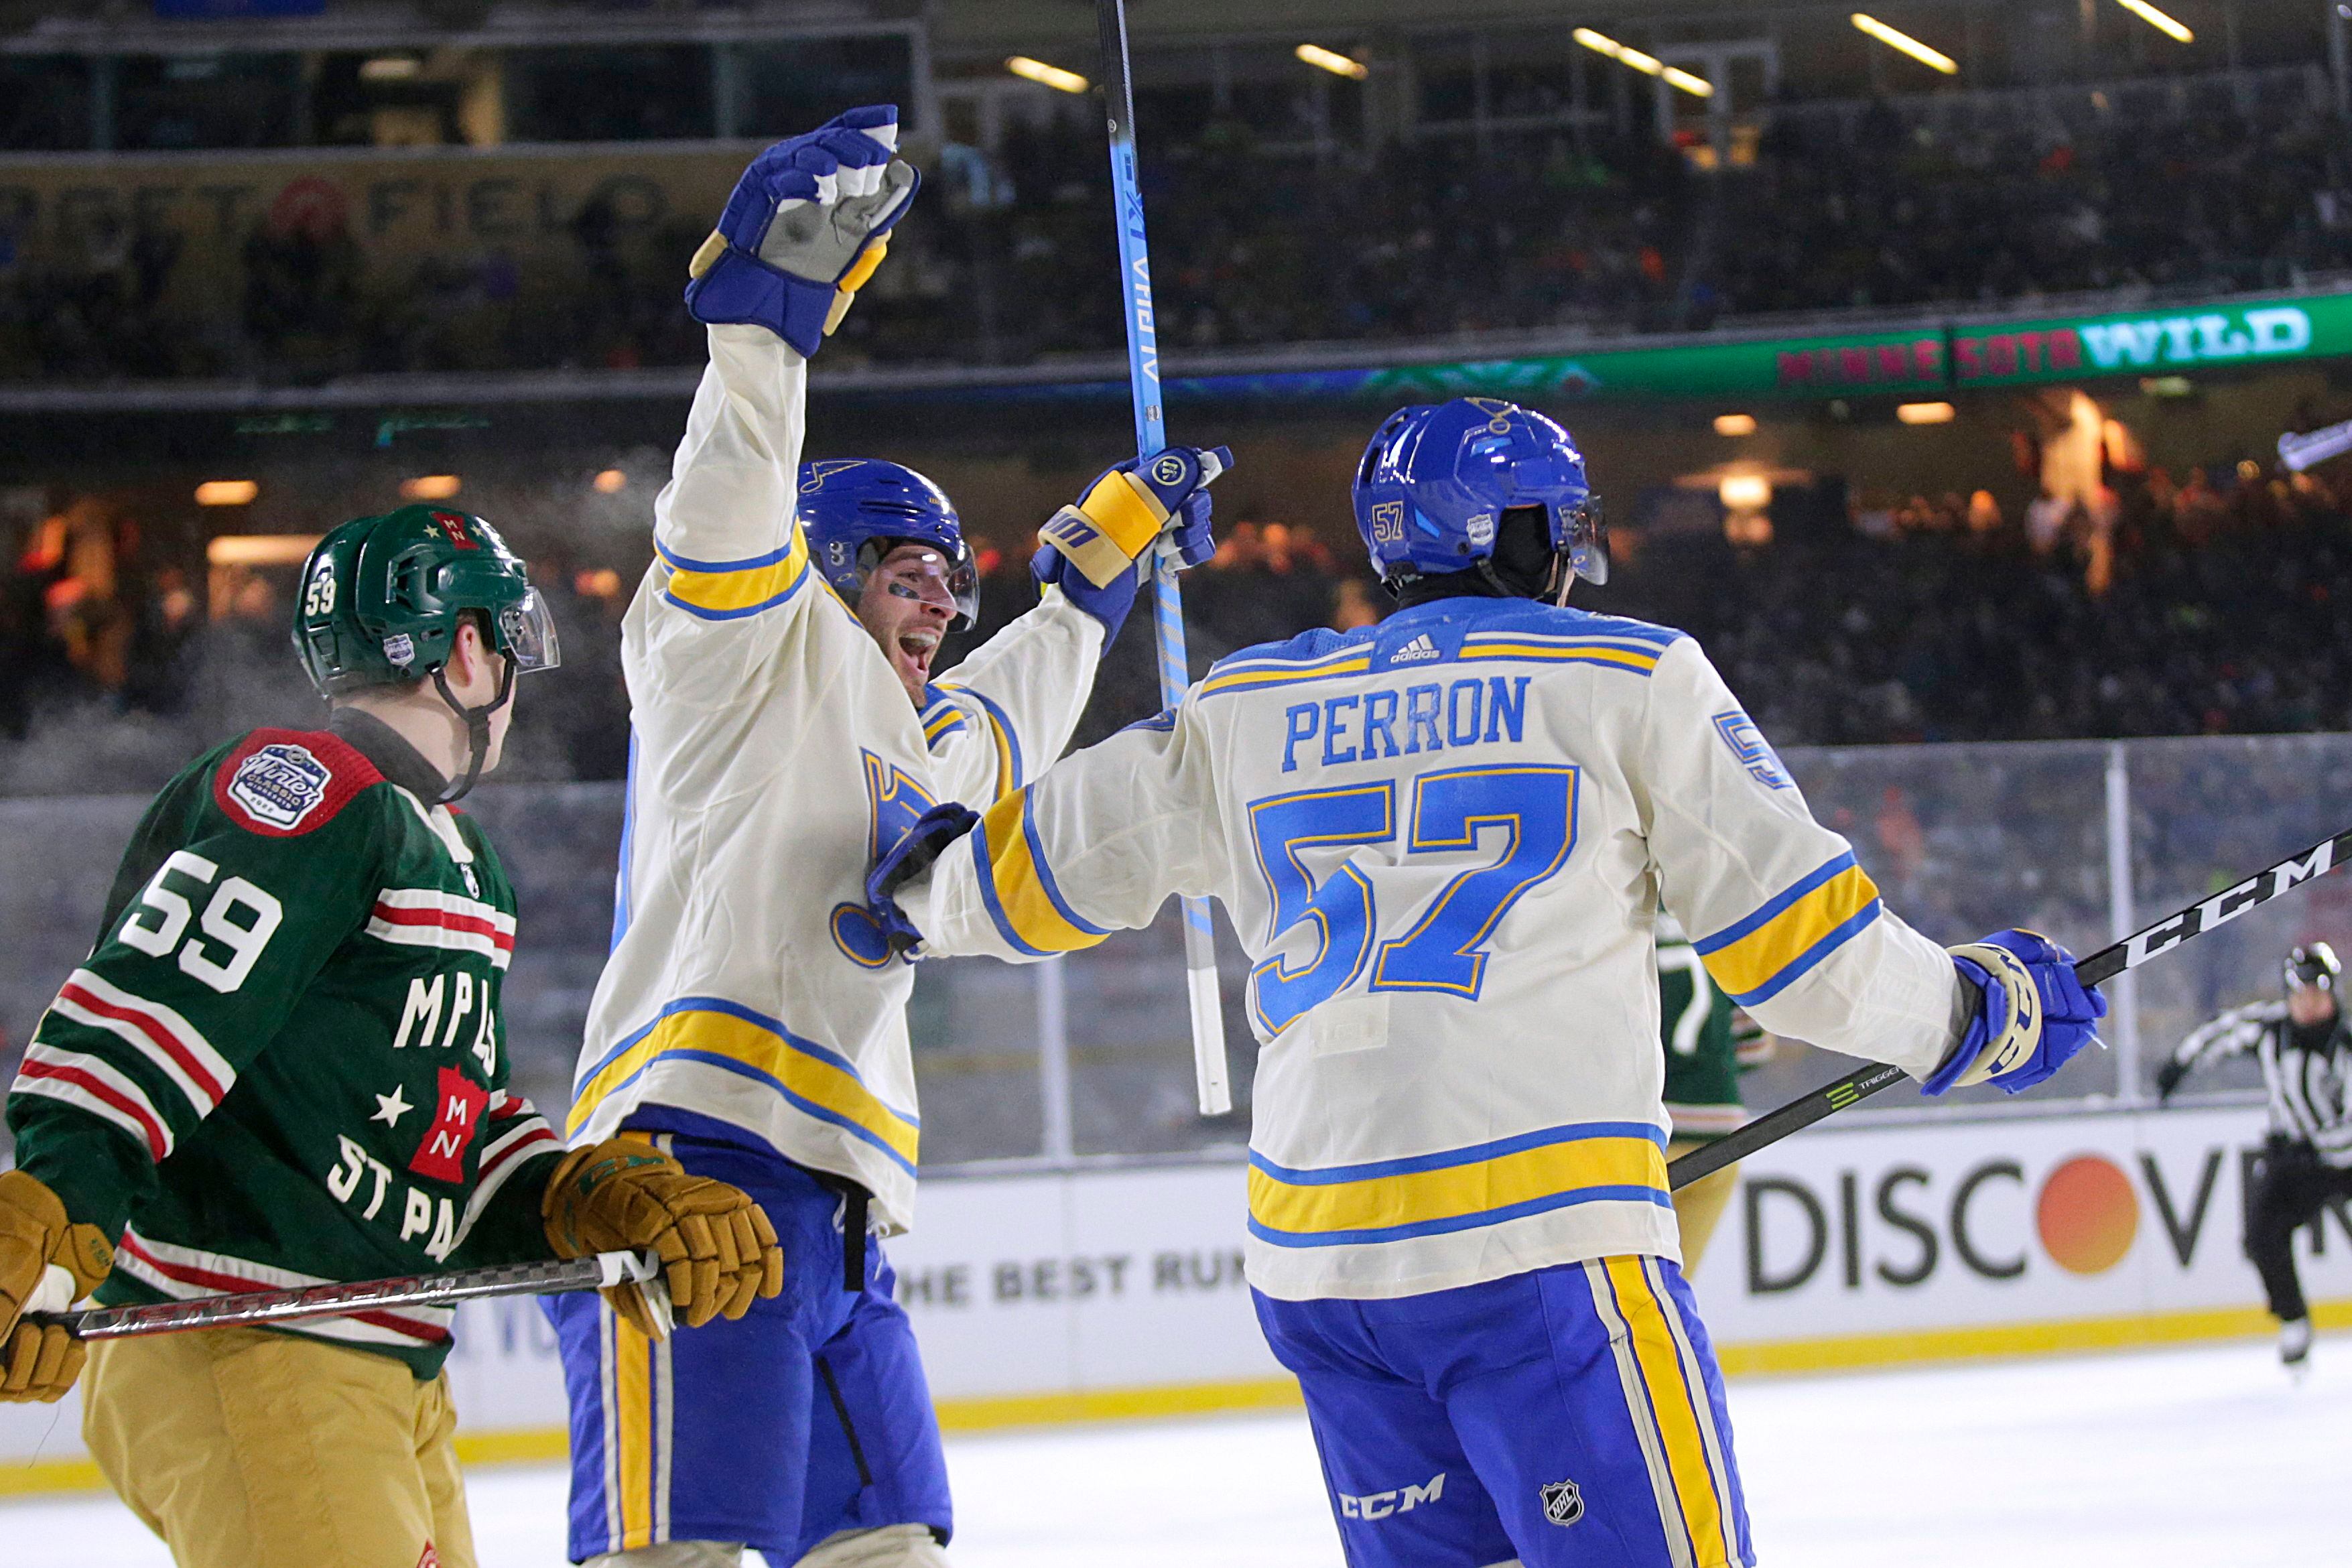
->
[[2034, 1154, 2139, 1275]]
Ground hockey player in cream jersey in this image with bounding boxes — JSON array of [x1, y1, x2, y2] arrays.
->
[[544, 109, 1223, 1568], [873, 398, 2106, 1568]]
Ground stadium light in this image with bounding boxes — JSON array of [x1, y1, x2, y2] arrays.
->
[[1573, 28, 1715, 97], [1719, 474, 1773, 511], [1713, 413, 1758, 437], [401, 474, 462, 501], [206, 535, 319, 568], [1295, 44, 1368, 81], [1898, 401, 1957, 425], [1850, 14, 1959, 74], [1006, 56, 1090, 95], [2114, 0, 2194, 43], [194, 480, 259, 507], [359, 55, 421, 83], [593, 468, 628, 494]]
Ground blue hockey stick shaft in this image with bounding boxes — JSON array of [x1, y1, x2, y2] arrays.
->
[[1095, 0, 1230, 1115]]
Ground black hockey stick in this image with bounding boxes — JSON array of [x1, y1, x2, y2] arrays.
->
[[29, 1248, 663, 1341], [1667, 825, 2352, 1189]]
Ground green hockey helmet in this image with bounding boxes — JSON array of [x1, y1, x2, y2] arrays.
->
[[293, 504, 560, 698]]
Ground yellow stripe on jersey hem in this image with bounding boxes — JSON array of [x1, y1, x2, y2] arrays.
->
[[655, 527, 811, 620], [974, 790, 1112, 958], [1246, 1128, 1669, 1246], [566, 1003, 920, 1172], [1694, 854, 1882, 1006]]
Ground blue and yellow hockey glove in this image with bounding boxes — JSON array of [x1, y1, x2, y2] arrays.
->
[[1034, 446, 1231, 639], [1924, 928, 2106, 1096], [684, 105, 920, 358]]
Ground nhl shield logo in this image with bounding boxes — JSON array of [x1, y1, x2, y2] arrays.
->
[[1539, 1479, 1584, 1527]]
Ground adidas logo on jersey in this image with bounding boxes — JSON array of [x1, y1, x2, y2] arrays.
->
[[1390, 634, 1441, 663]]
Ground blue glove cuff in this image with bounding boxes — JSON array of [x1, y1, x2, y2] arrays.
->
[[1922, 953, 1998, 1097], [1035, 547, 1140, 641], [683, 247, 836, 358]]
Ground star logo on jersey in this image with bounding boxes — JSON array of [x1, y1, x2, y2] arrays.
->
[[1539, 1478, 1584, 1526], [372, 1084, 413, 1128]]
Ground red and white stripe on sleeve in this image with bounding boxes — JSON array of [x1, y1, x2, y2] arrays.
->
[[11, 1043, 175, 1161], [46, 968, 236, 1119], [365, 888, 517, 970]]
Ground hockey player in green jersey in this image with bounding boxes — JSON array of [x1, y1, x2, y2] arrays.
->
[[1, 504, 783, 1568], [1654, 914, 1768, 1270]]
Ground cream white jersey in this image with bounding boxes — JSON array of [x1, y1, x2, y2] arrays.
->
[[907, 596, 1963, 1299], [566, 324, 1104, 1230]]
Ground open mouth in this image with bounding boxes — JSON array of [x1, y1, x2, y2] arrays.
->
[[897, 629, 941, 673]]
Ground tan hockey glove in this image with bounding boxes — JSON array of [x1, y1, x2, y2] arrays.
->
[[0, 1169, 112, 1403], [543, 1138, 783, 1335]]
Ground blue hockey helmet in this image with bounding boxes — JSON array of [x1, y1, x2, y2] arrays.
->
[[798, 459, 979, 629], [1352, 397, 1607, 596]]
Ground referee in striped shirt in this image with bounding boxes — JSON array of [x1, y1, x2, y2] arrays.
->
[[2158, 943, 2352, 1372]]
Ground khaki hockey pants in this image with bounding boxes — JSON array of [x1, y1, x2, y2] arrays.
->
[[1666, 1138, 1740, 1275], [82, 1325, 476, 1568]]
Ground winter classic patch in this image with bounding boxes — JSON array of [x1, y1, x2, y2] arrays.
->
[[211, 728, 381, 836], [228, 744, 332, 830]]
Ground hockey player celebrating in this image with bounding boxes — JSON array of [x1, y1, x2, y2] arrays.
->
[[870, 397, 2106, 1568], [0, 503, 783, 1568], [2156, 942, 2352, 1371], [545, 107, 1221, 1568]]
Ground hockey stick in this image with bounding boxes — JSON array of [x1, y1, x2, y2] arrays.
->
[[1668, 824, 2352, 1189], [1095, 0, 1232, 1116], [2280, 417, 2352, 472], [29, 1248, 665, 1342]]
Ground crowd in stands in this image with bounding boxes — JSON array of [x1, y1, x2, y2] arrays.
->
[[5, 83, 2351, 382], [2, 444, 2341, 795]]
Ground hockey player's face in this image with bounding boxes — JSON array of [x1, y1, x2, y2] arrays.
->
[[857, 543, 959, 705]]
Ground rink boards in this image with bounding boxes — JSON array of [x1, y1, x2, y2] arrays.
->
[[6, 1100, 2349, 1490]]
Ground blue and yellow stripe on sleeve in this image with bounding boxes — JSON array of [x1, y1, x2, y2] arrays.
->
[[971, 789, 1111, 958], [655, 526, 811, 621], [934, 683, 1021, 799], [1692, 851, 1882, 1007], [566, 998, 919, 1175], [920, 701, 968, 749], [1247, 1122, 1669, 1248]]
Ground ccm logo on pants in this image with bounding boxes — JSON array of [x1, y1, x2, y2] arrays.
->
[[1338, 1473, 1446, 1520]]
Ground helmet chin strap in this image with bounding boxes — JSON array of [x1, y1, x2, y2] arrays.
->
[[429, 657, 515, 805]]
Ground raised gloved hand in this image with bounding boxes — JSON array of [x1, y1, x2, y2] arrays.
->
[[1034, 446, 1231, 639], [1923, 929, 2107, 1097], [0, 1169, 112, 1403], [543, 1139, 783, 1336], [685, 105, 920, 358], [865, 801, 982, 956]]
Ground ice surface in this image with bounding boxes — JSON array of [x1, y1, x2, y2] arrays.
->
[[7, 1335, 2343, 1565]]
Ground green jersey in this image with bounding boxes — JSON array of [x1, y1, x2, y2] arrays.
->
[[5, 719, 561, 1376], [1658, 936, 1745, 1140]]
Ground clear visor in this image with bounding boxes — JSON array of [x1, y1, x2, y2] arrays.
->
[[499, 588, 562, 673], [863, 542, 980, 628], [1561, 497, 1609, 587]]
